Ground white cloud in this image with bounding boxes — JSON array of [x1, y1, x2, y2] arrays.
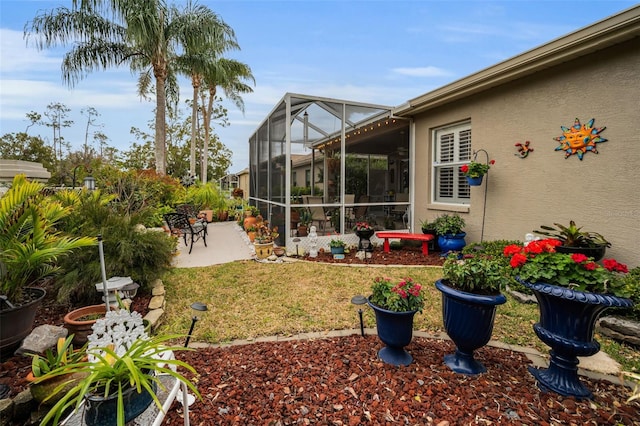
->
[[391, 66, 452, 78]]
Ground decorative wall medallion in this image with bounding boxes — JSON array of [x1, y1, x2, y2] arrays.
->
[[514, 141, 533, 158], [554, 118, 607, 160]]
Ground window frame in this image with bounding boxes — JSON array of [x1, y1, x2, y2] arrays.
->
[[431, 121, 472, 205]]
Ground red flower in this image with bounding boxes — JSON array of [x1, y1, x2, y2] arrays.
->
[[510, 253, 528, 268], [489, 159, 496, 165], [583, 262, 597, 271], [460, 164, 469, 173], [571, 253, 588, 263], [503, 245, 522, 256], [525, 242, 544, 254], [603, 258, 617, 271], [615, 263, 628, 273]]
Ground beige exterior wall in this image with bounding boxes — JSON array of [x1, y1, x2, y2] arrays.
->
[[237, 169, 249, 200], [412, 39, 640, 265]]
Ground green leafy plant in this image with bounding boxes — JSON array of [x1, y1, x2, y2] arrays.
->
[[442, 253, 509, 295], [38, 310, 201, 426], [254, 221, 279, 244], [420, 219, 436, 232], [0, 175, 96, 303], [534, 220, 610, 248], [503, 239, 630, 295], [329, 238, 346, 248], [432, 213, 465, 236], [369, 276, 424, 313], [29, 336, 86, 378], [460, 160, 494, 178]]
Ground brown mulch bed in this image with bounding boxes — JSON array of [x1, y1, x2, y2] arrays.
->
[[2, 249, 639, 425]]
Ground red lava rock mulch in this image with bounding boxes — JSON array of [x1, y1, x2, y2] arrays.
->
[[163, 335, 639, 425], [303, 245, 446, 267]]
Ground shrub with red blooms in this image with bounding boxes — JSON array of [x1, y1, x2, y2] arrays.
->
[[503, 238, 629, 295], [369, 277, 424, 312]]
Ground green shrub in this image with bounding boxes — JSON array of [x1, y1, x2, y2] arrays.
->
[[54, 190, 176, 305], [619, 267, 640, 321]]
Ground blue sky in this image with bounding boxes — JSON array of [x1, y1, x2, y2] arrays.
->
[[0, 0, 637, 173]]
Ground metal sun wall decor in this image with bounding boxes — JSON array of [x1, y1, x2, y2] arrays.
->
[[514, 141, 533, 158], [554, 118, 607, 160]]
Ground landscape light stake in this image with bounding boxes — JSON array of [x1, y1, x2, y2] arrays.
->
[[184, 302, 208, 348], [351, 295, 367, 337]]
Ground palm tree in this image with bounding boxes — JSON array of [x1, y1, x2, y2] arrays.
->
[[197, 59, 254, 182], [172, 1, 239, 179], [25, 0, 231, 176]]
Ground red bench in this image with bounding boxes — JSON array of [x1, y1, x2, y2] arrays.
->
[[375, 232, 435, 255]]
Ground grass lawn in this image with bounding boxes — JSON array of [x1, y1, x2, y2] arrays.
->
[[159, 260, 640, 373]]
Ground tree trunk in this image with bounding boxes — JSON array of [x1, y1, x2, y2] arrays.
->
[[155, 71, 167, 175], [190, 74, 200, 178]]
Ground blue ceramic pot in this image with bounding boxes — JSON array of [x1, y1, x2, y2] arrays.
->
[[84, 376, 157, 425], [330, 246, 345, 255], [436, 280, 506, 375], [437, 232, 466, 254], [367, 299, 417, 366], [466, 176, 483, 186], [523, 280, 633, 399]]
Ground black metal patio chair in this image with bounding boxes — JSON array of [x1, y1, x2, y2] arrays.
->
[[163, 212, 208, 254]]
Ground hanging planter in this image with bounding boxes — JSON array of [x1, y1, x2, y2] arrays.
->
[[466, 176, 483, 186]]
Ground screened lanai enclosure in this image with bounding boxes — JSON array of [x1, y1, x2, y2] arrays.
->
[[248, 93, 412, 251]]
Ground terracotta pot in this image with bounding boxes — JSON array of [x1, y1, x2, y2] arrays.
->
[[64, 305, 109, 346], [199, 209, 213, 222], [244, 216, 258, 231], [247, 231, 256, 242]]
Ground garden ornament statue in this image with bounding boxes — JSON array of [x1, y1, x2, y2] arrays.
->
[[308, 226, 318, 257]]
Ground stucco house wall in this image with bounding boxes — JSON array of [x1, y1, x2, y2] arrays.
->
[[411, 37, 640, 265]]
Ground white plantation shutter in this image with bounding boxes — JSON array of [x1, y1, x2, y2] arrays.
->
[[433, 122, 471, 204]]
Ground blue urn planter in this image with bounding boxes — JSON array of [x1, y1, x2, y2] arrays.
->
[[437, 232, 466, 255], [436, 280, 506, 375], [523, 280, 633, 399], [367, 298, 417, 366]]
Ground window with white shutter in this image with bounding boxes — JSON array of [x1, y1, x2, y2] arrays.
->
[[432, 122, 471, 204]]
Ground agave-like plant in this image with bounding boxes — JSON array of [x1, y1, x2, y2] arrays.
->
[[0, 175, 96, 303], [534, 220, 610, 248]]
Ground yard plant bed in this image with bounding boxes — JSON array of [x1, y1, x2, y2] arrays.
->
[[304, 245, 445, 266], [163, 335, 639, 425]]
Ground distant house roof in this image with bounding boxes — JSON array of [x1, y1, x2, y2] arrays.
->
[[394, 5, 640, 117]]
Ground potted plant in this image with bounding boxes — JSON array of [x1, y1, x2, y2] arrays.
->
[[243, 205, 260, 231], [38, 309, 201, 426], [419, 219, 439, 251], [254, 221, 279, 259], [504, 239, 634, 399], [297, 209, 311, 237], [366, 276, 424, 366], [533, 220, 610, 261], [353, 221, 374, 252], [436, 254, 509, 374], [246, 225, 257, 242], [329, 238, 346, 255], [27, 336, 88, 405], [433, 213, 466, 254], [186, 182, 220, 222], [0, 175, 95, 358], [460, 159, 495, 186]]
